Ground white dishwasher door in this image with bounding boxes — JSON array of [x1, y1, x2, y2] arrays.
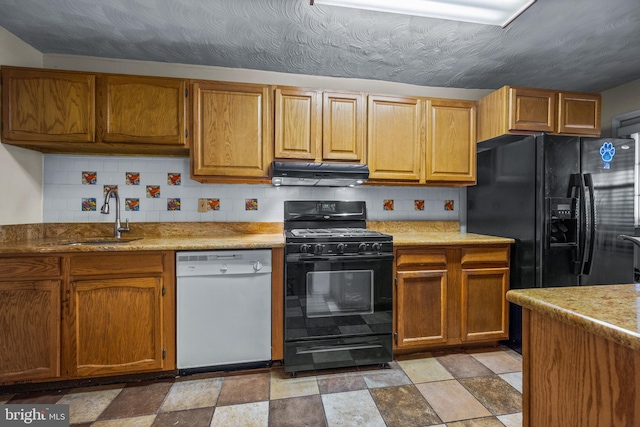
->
[[176, 250, 272, 370]]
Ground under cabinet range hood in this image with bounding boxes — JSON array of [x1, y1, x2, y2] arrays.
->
[[272, 161, 369, 187]]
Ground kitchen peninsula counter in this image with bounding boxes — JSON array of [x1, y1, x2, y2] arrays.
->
[[507, 285, 640, 427]]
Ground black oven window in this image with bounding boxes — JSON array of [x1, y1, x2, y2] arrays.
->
[[306, 270, 374, 318]]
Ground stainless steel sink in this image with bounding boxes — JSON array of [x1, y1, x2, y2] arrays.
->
[[51, 237, 142, 246]]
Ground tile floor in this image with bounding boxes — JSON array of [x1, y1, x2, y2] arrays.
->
[[0, 346, 523, 427]]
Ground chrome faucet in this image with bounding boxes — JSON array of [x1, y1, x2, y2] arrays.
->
[[100, 189, 130, 238]]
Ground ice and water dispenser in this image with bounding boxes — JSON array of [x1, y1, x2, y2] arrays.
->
[[547, 197, 578, 246]]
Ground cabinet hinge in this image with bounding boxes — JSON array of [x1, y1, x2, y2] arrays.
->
[[185, 88, 188, 97], [162, 348, 166, 359], [393, 332, 398, 342], [185, 129, 188, 138], [162, 286, 166, 296], [394, 277, 398, 286]]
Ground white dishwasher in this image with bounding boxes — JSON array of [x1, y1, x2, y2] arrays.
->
[[176, 249, 272, 373]]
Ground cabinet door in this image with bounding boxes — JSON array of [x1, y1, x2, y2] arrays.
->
[[274, 87, 322, 160], [508, 87, 556, 132], [426, 99, 476, 183], [557, 92, 601, 135], [396, 270, 448, 348], [0, 280, 60, 383], [461, 267, 509, 342], [66, 276, 165, 378], [367, 95, 423, 181], [322, 91, 365, 162], [1, 67, 95, 142], [97, 75, 187, 145], [191, 81, 273, 178]]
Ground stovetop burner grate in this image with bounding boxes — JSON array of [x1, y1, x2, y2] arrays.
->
[[290, 228, 386, 238]]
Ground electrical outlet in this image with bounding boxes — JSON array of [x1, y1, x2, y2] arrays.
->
[[198, 198, 209, 212]]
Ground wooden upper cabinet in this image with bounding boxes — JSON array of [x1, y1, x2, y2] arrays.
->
[[274, 87, 365, 162], [477, 85, 601, 142], [191, 81, 273, 181], [557, 91, 601, 135], [367, 95, 423, 181], [275, 87, 322, 160], [322, 91, 365, 162], [97, 74, 187, 146], [1, 67, 95, 143], [426, 99, 476, 184]]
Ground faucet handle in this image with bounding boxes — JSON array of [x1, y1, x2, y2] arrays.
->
[[119, 219, 130, 233]]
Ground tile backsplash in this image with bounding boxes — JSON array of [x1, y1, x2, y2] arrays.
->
[[43, 155, 461, 223]]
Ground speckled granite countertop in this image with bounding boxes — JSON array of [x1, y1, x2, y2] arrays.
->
[[0, 221, 513, 254], [507, 285, 640, 351]]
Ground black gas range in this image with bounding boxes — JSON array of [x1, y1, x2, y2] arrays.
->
[[283, 200, 394, 376]]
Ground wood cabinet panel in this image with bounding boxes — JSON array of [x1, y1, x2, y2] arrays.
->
[[367, 95, 423, 181], [70, 253, 164, 276], [0, 256, 60, 279], [97, 75, 187, 145], [426, 99, 476, 183], [191, 81, 273, 180], [66, 276, 164, 377], [1, 67, 95, 143], [322, 91, 365, 162], [0, 280, 60, 383], [275, 87, 321, 160], [461, 267, 509, 342], [557, 92, 601, 135], [271, 247, 284, 361], [509, 88, 556, 132], [396, 248, 447, 269], [396, 270, 448, 348], [461, 245, 509, 267]]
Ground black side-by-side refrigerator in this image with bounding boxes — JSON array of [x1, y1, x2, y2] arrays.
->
[[467, 133, 637, 352]]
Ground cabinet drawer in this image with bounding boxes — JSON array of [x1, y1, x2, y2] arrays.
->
[[0, 257, 60, 280], [396, 248, 447, 269], [70, 253, 164, 276], [461, 246, 509, 267]]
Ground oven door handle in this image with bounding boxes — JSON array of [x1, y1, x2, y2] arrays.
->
[[287, 254, 395, 262], [296, 343, 383, 354]]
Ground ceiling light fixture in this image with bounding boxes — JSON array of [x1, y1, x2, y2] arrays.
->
[[310, 0, 536, 27]]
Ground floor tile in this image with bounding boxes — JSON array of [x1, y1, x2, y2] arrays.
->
[[210, 401, 269, 427], [217, 372, 269, 406], [159, 378, 222, 412], [270, 370, 319, 400], [57, 387, 123, 424], [445, 417, 505, 426], [321, 390, 386, 427], [269, 395, 327, 427], [151, 407, 213, 427], [416, 380, 491, 423], [497, 412, 523, 427], [91, 414, 156, 427], [499, 372, 523, 393], [0, 395, 14, 404], [468, 348, 522, 374], [435, 352, 493, 379], [98, 380, 174, 419], [499, 345, 523, 363], [459, 376, 522, 415], [369, 385, 442, 427], [8, 390, 66, 404], [361, 367, 412, 388], [398, 357, 454, 383], [317, 373, 367, 394]]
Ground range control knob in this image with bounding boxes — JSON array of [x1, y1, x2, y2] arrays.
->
[[314, 244, 325, 254], [336, 243, 346, 254], [371, 243, 382, 252], [300, 244, 311, 253], [358, 242, 368, 253]]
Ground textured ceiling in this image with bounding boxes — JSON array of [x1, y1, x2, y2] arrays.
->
[[1, 0, 639, 92]]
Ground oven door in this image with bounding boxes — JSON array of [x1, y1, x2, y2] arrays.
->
[[284, 253, 393, 342]]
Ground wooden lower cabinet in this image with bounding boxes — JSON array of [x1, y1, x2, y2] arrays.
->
[[0, 256, 62, 384], [64, 252, 175, 378], [395, 245, 510, 352]]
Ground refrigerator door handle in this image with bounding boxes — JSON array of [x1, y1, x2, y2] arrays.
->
[[569, 173, 587, 274], [582, 173, 597, 275]]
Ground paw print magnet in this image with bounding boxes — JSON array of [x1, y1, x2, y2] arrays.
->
[[600, 141, 615, 169]]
